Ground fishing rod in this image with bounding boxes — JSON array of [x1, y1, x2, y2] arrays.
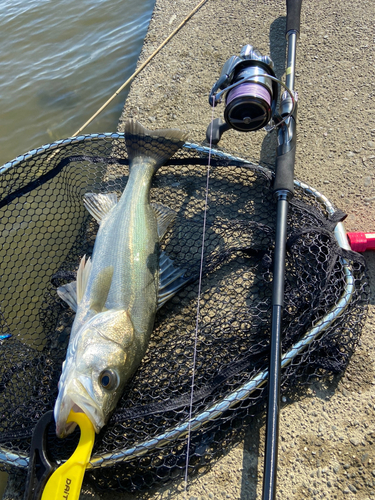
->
[[207, 0, 302, 498], [262, 2, 301, 497]]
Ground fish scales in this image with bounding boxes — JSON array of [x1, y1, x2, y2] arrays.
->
[[54, 120, 189, 437], [88, 163, 158, 333]]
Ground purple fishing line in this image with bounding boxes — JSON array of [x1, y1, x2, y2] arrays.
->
[[226, 82, 272, 106]]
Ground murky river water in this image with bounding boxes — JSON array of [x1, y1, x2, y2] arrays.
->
[[0, 0, 155, 166]]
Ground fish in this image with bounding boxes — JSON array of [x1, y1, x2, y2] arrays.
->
[[54, 120, 189, 437]]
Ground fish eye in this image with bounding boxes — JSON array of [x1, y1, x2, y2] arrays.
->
[[99, 369, 118, 391]]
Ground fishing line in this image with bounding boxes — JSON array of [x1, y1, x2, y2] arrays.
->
[[184, 103, 216, 494]]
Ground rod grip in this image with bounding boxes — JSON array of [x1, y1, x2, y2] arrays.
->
[[273, 146, 296, 196], [286, 0, 302, 36]]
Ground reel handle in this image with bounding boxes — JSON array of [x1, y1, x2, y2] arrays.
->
[[286, 0, 302, 36]]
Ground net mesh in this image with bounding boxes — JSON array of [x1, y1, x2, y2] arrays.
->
[[0, 134, 369, 492]]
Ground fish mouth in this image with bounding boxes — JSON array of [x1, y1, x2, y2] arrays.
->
[[54, 377, 104, 437]]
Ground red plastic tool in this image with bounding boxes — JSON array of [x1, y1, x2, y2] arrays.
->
[[347, 232, 375, 252]]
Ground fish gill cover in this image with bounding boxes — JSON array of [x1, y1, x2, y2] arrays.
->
[[0, 133, 369, 492]]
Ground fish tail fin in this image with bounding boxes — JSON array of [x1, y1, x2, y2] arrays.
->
[[124, 119, 188, 172]]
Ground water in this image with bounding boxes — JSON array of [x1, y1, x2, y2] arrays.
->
[[0, 0, 155, 167]]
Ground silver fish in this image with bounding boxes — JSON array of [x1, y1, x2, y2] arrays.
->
[[54, 120, 189, 437]]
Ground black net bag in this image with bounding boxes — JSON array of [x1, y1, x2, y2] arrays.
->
[[0, 133, 369, 492]]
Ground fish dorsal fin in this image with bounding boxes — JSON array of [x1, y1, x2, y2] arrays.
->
[[83, 192, 118, 224], [89, 266, 114, 313], [157, 252, 190, 310], [57, 255, 91, 311], [151, 203, 176, 240], [124, 119, 188, 173]]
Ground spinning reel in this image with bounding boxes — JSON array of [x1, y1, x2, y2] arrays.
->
[[207, 45, 296, 144]]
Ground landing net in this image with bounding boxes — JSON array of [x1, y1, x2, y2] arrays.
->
[[0, 134, 368, 492]]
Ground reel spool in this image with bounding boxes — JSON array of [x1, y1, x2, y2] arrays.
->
[[208, 45, 280, 138], [224, 59, 276, 132]]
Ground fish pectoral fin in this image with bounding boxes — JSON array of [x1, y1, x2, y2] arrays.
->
[[83, 192, 118, 224], [57, 281, 78, 311], [152, 203, 177, 240], [157, 252, 190, 310], [77, 255, 92, 304], [89, 266, 114, 313]]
